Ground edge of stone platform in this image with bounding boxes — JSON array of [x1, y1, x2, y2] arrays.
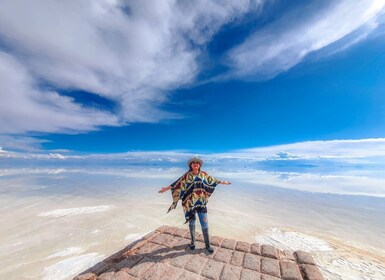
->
[[74, 225, 325, 280]]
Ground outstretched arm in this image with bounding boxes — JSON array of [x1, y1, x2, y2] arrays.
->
[[219, 180, 231, 185], [158, 186, 172, 193]]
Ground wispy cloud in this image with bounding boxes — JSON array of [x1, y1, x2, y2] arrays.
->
[[227, 0, 385, 79], [0, 0, 257, 137]]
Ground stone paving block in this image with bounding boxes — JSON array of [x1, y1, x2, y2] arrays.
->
[[236, 241, 251, 253], [173, 228, 189, 238], [141, 262, 183, 280], [199, 246, 219, 259], [231, 251, 245, 267], [300, 264, 324, 280], [163, 226, 179, 235], [197, 233, 205, 242], [75, 226, 325, 280], [280, 261, 303, 280], [177, 270, 208, 280], [151, 233, 173, 246], [220, 264, 242, 280], [114, 271, 136, 280], [295, 251, 316, 265], [115, 255, 143, 270], [201, 259, 225, 280], [171, 252, 194, 269], [261, 274, 280, 280], [163, 235, 183, 248], [261, 257, 281, 278], [137, 242, 161, 255], [148, 245, 177, 263], [185, 255, 209, 274], [243, 253, 261, 271], [83, 261, 109, 275], [213, 248, 233, 264], [97, 271, 115, 280], [74, 273, 96, 280], [250, 243, 261, 255], [240, 268, 261, 280], [221, 239, 237, 250], [155, 225, 169, 233], [211, 236, 224, 247], [279, 250, 296, 262], [141, 231, 161, 241], [261, 245, 278, 259], [127, 257, 155, 278]]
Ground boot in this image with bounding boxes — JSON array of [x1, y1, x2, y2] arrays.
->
[[202, 228, 214, 254], [189, 224, 196, 250]]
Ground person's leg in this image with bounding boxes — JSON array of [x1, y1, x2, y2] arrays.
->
[[188, 214, 196, 250], [197, 211, 214, 254]]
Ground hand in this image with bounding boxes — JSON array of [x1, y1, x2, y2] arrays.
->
[[221, 181, 231, 185], [158, 186, 171, 193]]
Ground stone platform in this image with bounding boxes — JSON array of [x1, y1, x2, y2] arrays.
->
[[74, 225, 324, 280]]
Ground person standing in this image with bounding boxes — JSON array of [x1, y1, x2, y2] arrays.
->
[[159, 157, 231, 253]]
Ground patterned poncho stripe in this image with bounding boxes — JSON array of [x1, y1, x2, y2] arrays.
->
[[167, 171, 220, 223]]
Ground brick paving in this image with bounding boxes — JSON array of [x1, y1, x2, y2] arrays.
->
[[74, 225, 324, 280]]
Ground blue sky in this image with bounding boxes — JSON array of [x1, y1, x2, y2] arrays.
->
[[1, 0, 385, 154]]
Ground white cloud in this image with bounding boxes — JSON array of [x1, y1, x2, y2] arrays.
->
[[0, 0, 258, 136], [227, 0, 385, 79]]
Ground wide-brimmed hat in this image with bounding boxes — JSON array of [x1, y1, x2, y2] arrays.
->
[[187, 157, 203, 167]]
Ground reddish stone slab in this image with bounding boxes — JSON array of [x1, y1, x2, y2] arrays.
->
[[127, 257, 155, 278], [220, 264, 242, 280], [74, 273, 96, 280], [236, 241, 251, 253], [261, 274, 281, 280], [185, 255, 209, 274], [280, 261, 303, 280], [231, 251, 245, 267], [178, 270, 207, 280], [243, 253, 261, 271], [163, 226, 179, 235], [148, 245, 178, 263], [240, 268, 261, 280], [173, 228, 189, 238], [221, 239, 237, 250], [137, 242, 161, 255], [261, 257, 281, 278], [201, 259, 225, 280], [279, 250, 296, 262], [155, 225, 170, 233], [300, 265, 324, 280], [115, 255, 143, 270], [171, 252, 194, 269], [261, 245, 278, 259], [141, 262, 183, 280], [295, 251, 316, 265], [213, 248, 233, 264], [197, 233, 205, 242], [211, 236, 224, 247], [114, 271, 136, 280], [97, 271, 115, 280], [141, 231, 161, 241], [250, 243, 261, 255], [151, 233, 173, 246]]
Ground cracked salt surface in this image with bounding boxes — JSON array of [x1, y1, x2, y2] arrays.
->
[[38, 205, 110, 218], [254, 227, 334, 252], [42, 253, 104, 280]]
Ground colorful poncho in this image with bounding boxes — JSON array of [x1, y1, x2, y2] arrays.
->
[[167, 171, 220, 223]]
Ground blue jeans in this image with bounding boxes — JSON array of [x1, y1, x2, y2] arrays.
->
[[188, 211, 209, 229]]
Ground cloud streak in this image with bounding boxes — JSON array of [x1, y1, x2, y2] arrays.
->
[[227, 0, 385, 79], [0, 0, 256, 136]]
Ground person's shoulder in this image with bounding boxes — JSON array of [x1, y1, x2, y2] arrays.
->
[[200, 170, 208, 175]]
